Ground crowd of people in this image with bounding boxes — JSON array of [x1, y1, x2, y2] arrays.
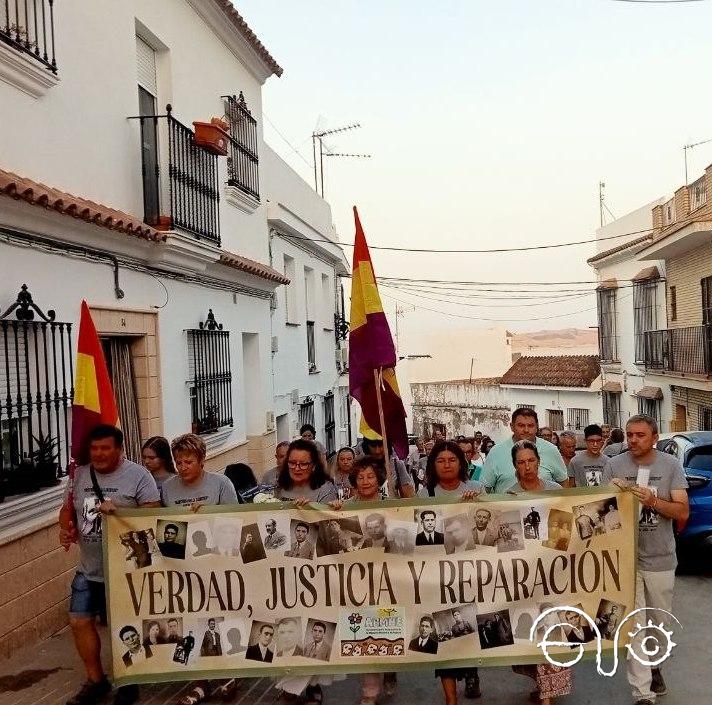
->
[[59, 410, 688, 705]]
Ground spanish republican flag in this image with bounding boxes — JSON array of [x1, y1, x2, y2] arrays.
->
[[70, 301, 119, 467], [348, 207, 408, 458]]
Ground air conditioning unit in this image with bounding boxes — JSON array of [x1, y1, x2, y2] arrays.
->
[[265, 411, 275, 431], [290, 389, 300, 405], [271, 336, 279, 353]]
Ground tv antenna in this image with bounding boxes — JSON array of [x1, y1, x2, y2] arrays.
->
[[683, 137, 712, 185], [312, 123, 371, 197]]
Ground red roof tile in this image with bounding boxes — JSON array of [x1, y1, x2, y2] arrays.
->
[[219, 251, 290, 285], [0, 168, 164, 242], [501, 355, 601, 388], [587, 234, 651, 264], [212, 0, 283, 77]]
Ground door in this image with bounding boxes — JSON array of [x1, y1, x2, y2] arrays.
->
[[138, 86, 160, 225], [702, 277, 712, 373]]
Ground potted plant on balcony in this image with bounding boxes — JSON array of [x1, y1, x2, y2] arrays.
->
[[193, 117, 230, 156]]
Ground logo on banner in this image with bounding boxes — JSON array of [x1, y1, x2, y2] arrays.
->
[[531, 606, 680, 675], [340, 608, 405, 657]]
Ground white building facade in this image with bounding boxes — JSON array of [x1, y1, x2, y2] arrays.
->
[[0, 0, 347, 657]]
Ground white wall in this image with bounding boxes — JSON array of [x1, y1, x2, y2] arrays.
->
[[502, 385, 603, 431]]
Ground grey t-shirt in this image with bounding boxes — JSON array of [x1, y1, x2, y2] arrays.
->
[[261, 465, 279, 487], [69, 460, 160, 582], [568, 452, 610, 487], [417, 480, 484, 498], [505, 479, 562, 493], [274, 480, 338, 503], [603, 450, 688, 571], [160, 471, 237, 507]]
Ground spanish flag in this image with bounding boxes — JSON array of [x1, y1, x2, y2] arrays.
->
[[348, 207, 408, 458], [70, 301, 120, 466]]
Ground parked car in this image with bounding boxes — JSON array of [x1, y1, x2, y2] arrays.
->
[[656, 432, 712, 556]]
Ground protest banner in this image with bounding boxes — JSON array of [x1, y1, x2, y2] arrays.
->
[[104, 488, 636, 686]]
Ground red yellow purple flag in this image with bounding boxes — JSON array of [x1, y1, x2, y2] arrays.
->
[[70, 301, 120, 467], [348, 207, 408, 458]]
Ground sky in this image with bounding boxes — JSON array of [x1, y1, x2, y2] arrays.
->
[[237, 0, 712, 336]]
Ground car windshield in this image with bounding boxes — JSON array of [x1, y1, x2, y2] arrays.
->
[[687, 448, 712, 472]]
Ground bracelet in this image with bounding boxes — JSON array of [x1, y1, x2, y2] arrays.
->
[[651, 497, 659, 510]]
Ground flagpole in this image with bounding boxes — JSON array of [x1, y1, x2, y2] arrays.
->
[[373, 367, 396, 498]]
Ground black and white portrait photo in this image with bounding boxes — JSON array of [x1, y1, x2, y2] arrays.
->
[[240, 523, 267, 563], [561, 605, 596, 645], [414, 508, 444, 546], [444, 513, 475, 554], [359, 512, 390, 550], [385, 519, 416, 555], [274, 617, 303, 658], [172, 629, 197, 665], [261, 516, 288, 550], [433, 605, 478, 641], [471, 507, 500, 547], [142, 618, 182, 648], [284, 520, 316, 559], [246, 621, 275, 662], [119, 530, 153, 570], [496, 511, 525, 553], [542, 509, 573, 552], [155, 519, 188, 560], [522, 505, 548, 541], [595, 599, 626, 641], [409, 615, 439, 654], [118, 625, 153, 667], [316, 516, 362, 556], [198, 616, 224, 657], [303, 619, 336, 661], [476, 610, 514, 650]]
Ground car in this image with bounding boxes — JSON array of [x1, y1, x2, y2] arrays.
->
[[656, 432, 712, 556]]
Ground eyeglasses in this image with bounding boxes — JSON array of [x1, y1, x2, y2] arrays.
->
[[287, 461, 313, 470]]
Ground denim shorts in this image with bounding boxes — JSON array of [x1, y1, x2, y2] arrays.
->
[[69, 572, 107, 620]]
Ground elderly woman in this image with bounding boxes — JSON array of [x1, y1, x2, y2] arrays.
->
[[507, 440, 570, 705], [274, 439, 338, 505], [417, 441, 483, 703]]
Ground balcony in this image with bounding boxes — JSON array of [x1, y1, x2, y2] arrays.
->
[[1, 0, 57, 73], [690, 175, 707, 212], [133, 105, 221, 247], [644, 325, 712, 376]]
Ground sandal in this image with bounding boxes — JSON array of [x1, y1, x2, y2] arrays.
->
[[213, 679, 239, 701], [178, 685, 207, 705], [304, 684, 324, 705]]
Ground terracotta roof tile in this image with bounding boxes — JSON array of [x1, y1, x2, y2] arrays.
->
[[500, 355, 601, 388], [219, 251, 290, 285], [587, 234, 651, 264], [636, 385, 663, 400], [0, 168, 164, 242], [631, 265, 661, 282], [212, 0, 283, 77]]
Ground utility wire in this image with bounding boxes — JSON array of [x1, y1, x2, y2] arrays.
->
[[263, 112, 313, 168]]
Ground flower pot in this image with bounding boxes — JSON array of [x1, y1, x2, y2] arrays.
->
[[155, 215, 173, 231], [193, 121, 229, 156]]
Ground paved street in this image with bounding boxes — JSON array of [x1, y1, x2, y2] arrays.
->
[[0, 572, 708, 705]]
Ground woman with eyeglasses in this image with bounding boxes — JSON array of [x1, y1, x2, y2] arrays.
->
[[273, 439, 338, 505]]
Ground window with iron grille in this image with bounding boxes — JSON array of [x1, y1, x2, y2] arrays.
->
[[700, 406, 712, 431], [0, 286, 73, 503], [323, 391, 336, 457], [669, 285, 677, 321], [298, 397, 314, 429], [307, 321, 316, 372], [567, 408, 589, 430], [602, 392, 621, 428], [187, 310, 233, 435], [637, 397, 660, 425], [634, 280, 658, 365], [596, 288, 618, 362], [0, 0, 58, 74], [224, 92, 259, 200], [547, 409, 564, 431]]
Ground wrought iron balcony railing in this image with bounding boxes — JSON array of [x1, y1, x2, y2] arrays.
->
[[1, 0, 57, 73], [644, 325, 712, 376]]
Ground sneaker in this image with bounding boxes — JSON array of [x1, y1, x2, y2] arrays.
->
[[66, 678, 112, 705], [113, 685, 139, 705], [651, 668, 667, 696], [464, 675, 481, 699], [383, 672, 397, 697]]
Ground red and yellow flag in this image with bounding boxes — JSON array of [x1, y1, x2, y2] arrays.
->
[[70, 301, 119, 466], [348, 207, 408, 458]]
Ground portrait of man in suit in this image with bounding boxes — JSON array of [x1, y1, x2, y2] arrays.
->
[[472, 508, 499, 546], [200, 618, 222, 657], [263, 518, 287, 550], [303, 620, 332, 661], [409, 616, 438, 654], [120, 625, 152, 667], [157, 523, 185, 559], [245, 623, 275, 662], [285, 521, 315, 559], [415, 509, 444, 546], [275, 618, 303, 658]]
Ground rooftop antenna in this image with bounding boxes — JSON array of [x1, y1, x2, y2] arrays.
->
[[312, 123, 371, 197], [599, 182, 605, 227], [683, 137, 712, 185]]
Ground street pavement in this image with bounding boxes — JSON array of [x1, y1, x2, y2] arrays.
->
[[0, 572, 708, 705]]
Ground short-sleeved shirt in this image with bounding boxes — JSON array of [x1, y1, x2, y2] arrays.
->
[[261, 465, 279, 487], [274, 480, 338, 503], [69, 460, 160, 581], [568, 452, 610, 487], [603, 450, 688, 571], [417, 479, 484, 498], [160, 471, 237, 508], [480, 437, 568, 494], [505, 479, 562, 493]]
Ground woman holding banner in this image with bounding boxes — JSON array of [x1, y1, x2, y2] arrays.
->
[[507, 440, 571, 705], [418, 441, 484, 703]]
